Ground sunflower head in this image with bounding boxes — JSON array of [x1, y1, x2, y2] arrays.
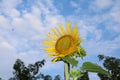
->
[[43, 23, 83, 62]]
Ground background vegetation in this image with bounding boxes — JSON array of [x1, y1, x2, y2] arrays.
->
[[0, 55, 120, 80]]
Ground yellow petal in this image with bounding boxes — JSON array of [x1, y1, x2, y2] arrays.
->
[[47, 53, 57, 58], [66, 22, 72, 34], [75, 32, 79, 39], [73, 25, 79, 38], [55, 27, 62, 36], [52, 57, 59, 63], [77, 46, 81, 53], [52, 28, 59, 37], [79, 39, 84, 43], [46, 33, 57, 40], [59, 23, 66, 35], [57, 54, 66, 57], [43, 40, 55, 46], [44, 47, 56, 53]]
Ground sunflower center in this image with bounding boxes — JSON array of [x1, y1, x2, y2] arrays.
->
[[55, 35, 74, 54]]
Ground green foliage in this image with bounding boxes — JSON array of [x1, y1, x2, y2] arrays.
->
[[62, 56, 78, 67], [11, 59, 45, 80], [8, 58, 62, 80], [43, 75, 52, 80], [98, 54, 104, 61], [70, 69, 89, 80], [81, 62, 110, 76], [77, 71, 89, 80], [39, 74, 61, 80], [0, 78, 3, 80], [70, 69, 83, 80], [74, 46, 86, 59], [54, 75, 61, 80], [97, 55, 120, 80]]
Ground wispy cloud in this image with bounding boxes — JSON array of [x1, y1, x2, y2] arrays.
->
[[0, 0, 65, 79], [0, 0, 120, 80], [70, 1, 79, 8], [89, 0, 113, 11]]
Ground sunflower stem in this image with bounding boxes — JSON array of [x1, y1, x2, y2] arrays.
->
[[64, 62, 70, 80], [74, 77, 78, 80]]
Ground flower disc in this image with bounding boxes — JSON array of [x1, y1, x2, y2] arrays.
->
[[55, 35, 74, 54]]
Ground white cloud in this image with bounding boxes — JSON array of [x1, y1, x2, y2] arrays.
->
[[0, 0, 65, 79], [9, 9, 20, 18], [44, 14, 65, 28], [90, 0, 113, 11], [89, 73, 100, 80], [70, 1, 82, 14], [66, 14, 120, 57], [0, 36, 46, 79], [95, 0, 112, 8], [0, 37, 17, 79], [0, 15, 10, 28], [110, 0, 120, 23], [35, 0, 58, 15], [0, 0, 22, 15], [31, 6, 42, 16], [84, 35, 120, 56], [75, 20, 120, 56], [76, 20, 103, 41], [67, 17, 120, 56], [110, 11, 120, 22], [80, 0, 120, 34], [0, 37, 16, 54], [70, 1, 79, 8]]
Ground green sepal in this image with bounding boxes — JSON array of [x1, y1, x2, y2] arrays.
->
[[73, 46, 86, 59], [81, 62, 110, 76], [62, 56, 78, 67], [79, 46, 86, 57], [70, 69, 83, 80]]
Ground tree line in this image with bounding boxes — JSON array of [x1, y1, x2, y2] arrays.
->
[[0, 55, 120, 80]]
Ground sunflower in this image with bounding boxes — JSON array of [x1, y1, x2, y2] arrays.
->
[[43, 23, 83, 62]]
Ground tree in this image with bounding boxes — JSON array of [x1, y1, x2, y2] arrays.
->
[[43, 75, 52, 80], [10, 59, 45, 80], [39, 74, 61, 80], [97, 55, 120, 80], [9, 77, 16, 80], [54, 75, 61, 80], [0, 78, 3, 80], [77, 71, 89, 80]]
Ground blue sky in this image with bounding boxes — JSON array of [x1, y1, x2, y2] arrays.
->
[[0, 0, 120, 80]]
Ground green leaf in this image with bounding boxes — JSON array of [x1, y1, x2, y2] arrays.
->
[[80, 46, 86, 57], [70, 69, 83, 79], [73, 46, 86, 59], [62, 57, 78, 67], [81, 62, 110, 76]]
